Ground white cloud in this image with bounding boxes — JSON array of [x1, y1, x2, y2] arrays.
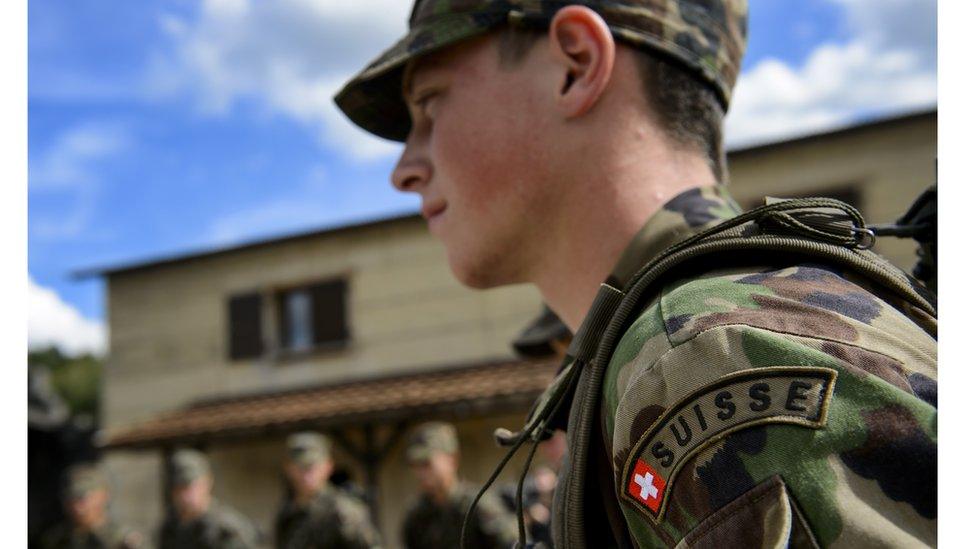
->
[[152, 0, 408, 160], [30, 122, 129, 190], [832, 0, 936, 62], [28, 278, 106, 356], [30, 191, 98, 240], [725, 0, 936, 147], [29, 122, 129, 241]]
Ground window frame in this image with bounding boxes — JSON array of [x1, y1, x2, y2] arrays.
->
[[225, 274, 352, 363]]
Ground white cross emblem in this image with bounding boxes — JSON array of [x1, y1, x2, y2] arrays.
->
[[634, 471, 658, 501]]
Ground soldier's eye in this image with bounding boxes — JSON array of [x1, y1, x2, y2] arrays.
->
[[411, 90, 440, 118]]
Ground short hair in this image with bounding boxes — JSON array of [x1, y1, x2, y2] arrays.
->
[[496, 25, 728, 183]]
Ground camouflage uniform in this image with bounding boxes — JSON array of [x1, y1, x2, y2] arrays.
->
[[334, 0, 938, 547], [403, 481, 516, 549], [276, 486, 380, 549], [402, 423, 517, 549], [158, 449, 259, 549], [597, 185, 937, 547], [37, 522, 144, 549], [157, 500, 259, 549], [38, 464, 145, 549], [275, 432, 381, 549]]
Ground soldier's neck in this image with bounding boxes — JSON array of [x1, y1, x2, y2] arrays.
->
[[74, 515, 106, 535], [531, 146, 716, 332], [178, 497, 212, 523], [293, 484, 325, 507], [430, 475, 459, 506]]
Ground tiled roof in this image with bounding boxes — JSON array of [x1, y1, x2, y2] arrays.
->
[[103, 359, 560, 449]]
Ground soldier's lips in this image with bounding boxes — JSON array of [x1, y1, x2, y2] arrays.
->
[[422, 202, 447, 227]]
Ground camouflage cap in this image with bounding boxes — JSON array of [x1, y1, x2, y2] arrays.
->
[[286, 431, 332, 467], [334, 0, 748, 142], [170, 449, 211, 486], [405, 422, 459, 463], [64, 463, 107, 499]]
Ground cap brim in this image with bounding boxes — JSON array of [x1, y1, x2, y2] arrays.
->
[[333, 13, 507, 142], [406, 445, 435, 464], [289, 453, 326, 467]]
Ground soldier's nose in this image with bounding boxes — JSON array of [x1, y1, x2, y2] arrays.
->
[[391, 155, 431, 193], [391, 132, 431, 193]]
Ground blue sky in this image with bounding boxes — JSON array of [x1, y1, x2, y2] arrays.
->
[[28, 0, 936, 355]]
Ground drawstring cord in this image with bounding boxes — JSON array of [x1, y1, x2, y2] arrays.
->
[[461, 359, 581, 548]]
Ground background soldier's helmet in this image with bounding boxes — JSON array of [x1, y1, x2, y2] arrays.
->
[[286, 431, 332, 467], [405, 422, 459, 463], [64, 463, 107, 500], [170, 449, 211, 486], [335, 0, 749, 142]]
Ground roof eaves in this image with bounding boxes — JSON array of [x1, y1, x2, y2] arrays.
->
[[73, 210, 421, 279]]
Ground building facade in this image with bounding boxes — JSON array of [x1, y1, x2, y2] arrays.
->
[[91, 110, 935, 547]]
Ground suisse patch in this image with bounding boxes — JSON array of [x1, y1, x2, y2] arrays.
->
[[620, 366, 837, 522]]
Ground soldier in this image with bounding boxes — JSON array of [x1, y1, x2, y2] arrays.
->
[[401, 422, 516, 549], [38, 463, 145, 549], [334, 1, 937, 547], [157, 449, 259, 549], [274, 432, 381, 549]]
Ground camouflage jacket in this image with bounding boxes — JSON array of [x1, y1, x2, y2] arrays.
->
[[37, 520, 145, 549], [402, 481, 516, 549], [594, 186, 937, 547], [274, 486, 381, 549], [157, 500, 259, 549]]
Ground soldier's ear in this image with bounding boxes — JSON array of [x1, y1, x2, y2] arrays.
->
[[548, 5, 615, 118]]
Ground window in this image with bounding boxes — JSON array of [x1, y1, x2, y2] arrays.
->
[[226, 278, 350, 361], [282, 289, 314, 352], [227, 292, 264, 360]]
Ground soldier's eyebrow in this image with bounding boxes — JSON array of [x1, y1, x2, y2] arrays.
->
[[402, 57, 449, 103], [402, 60, 419, 100]]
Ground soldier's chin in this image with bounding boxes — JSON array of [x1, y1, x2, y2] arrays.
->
[[448, 255, 507, 289]]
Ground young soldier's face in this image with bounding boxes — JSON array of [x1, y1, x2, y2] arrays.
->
[[409, 451, 458, 496], [284, 460, 331, 495], [392, 33, 559, 288], [67, 489, 108, 529], [172, 477, 212, 519]]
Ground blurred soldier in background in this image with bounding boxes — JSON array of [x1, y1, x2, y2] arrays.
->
[[401, 422, 516, 549], [500, 466, 557, 549], [38, 463, 145, 549], [157, 449, 259, 549], [274, 432, 381, 549]]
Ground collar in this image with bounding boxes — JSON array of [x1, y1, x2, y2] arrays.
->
[[606, 185, 742, 288], [421, 480, 467, 507], [286, 484, 333, 510]]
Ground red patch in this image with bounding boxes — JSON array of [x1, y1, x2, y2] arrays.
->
[[627, 458, 666, 514]]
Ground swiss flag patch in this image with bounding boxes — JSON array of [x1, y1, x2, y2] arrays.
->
[[627, 458, 666, 514]]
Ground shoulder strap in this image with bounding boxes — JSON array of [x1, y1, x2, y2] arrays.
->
[[552, 197, 936, 548]]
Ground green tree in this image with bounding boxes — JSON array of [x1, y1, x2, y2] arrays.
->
[[28, 347, 102, 421]]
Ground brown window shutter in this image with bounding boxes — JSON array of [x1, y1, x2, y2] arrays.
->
[[276, 291, 292, 350], [228, 293, 264, 360], [309, 279, 349, 345]]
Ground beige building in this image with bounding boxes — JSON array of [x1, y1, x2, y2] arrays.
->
[[87, 109, 935, 547]]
